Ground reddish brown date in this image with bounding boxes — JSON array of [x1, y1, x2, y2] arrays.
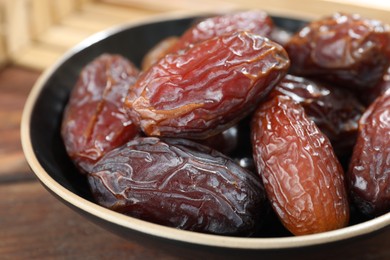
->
[[141, 36, 179, 71], [61, 54, 140, 173], [88, 137, 267, 236], [251, 95, 350, 235], [125, 31, 289, 139], [347, 90, 390, 216], [269, 74, 365, 157], [171, 10, 274, 52], [285, 12, 390, 90]]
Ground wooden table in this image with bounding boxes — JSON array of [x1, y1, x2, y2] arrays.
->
[[1, 1, 390, 259]]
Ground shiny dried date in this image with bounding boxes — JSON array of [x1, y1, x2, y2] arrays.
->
[[171, 10, 274, 52], [88, 137, 267, 236], [285, 12, 390, 90], [61, 54, 140, 173], [251, 95, 350, 235], [141, 36, 179, 70], [125, 31, 289, 139], [269, 74, 365, 157], [348, 90, 390, 216]]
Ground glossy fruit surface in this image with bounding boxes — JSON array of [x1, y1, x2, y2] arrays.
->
[[141, 36, 179, 70], [61, 54, 140, 173], [270, 74, 365, 157], [348, 90, 390, 216], [285, 12, 390, 90], [171, 10, 274, 52], [88, 137, 267, 236], [125, 31, 289, 139], [251, 95, 350, 235]]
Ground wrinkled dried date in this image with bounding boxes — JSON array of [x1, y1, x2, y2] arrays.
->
[[269, 74, 365, 157], [171, 10, 274, 52], [61, 54, 140, 173], [348, 91, 390, 216], [285, 12, 390, 90], [88, 137, 267, 236], [141, 36, 179, 70], [251, 95, 350, 235], [125, 31, 289, 139]]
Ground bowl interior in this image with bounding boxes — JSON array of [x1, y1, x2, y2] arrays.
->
[[22, 13, 389, 250], [29, 14, 307, 204]]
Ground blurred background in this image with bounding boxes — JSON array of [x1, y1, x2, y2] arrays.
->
[[1, 0, 390, 70]]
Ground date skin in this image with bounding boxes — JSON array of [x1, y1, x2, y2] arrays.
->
[[348, 90, 390, 216], [269, 74, 365, 157], [125, 31, 290, 139], [141, 36, 179, 71], [171, 10, 274, 52], [88, 137, 266, 236], [61, 54, 140, 173], [285, 12, 390, 90], [251, 95, 349, 235]]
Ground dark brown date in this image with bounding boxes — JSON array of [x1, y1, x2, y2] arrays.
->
[[61, 54, 140, 173], [88, 137, 266, 236], [171, 10, 274, 52], [358, 65, 390, 106], [125, 31, 289, 139], [269, 74, 365, 157], [251, 95, 350, 235], [198, 125, 239, 155], [347, 90, 390, 216], [285, 12, 390, 90]]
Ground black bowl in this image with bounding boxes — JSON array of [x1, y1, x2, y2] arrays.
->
[[21, 12, 390, 259]]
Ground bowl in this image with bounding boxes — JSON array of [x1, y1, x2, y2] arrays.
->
[[21, 11, 390, 259]]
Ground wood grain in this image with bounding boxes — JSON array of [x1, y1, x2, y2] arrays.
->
[[0, 181, 178, 259], [0, 67, 40, 179]]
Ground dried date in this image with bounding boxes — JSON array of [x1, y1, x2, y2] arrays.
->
[[141, 36, 179, 70], [285, 12, 390, 90], [61, 54, 140, 173], [88, 137, 267, 236], [171, 10, 274, 52], [269, 74, 365, 157], [251, 95, 350, 235], [125, 31, 289, 139], [347, 90, 390, 216]]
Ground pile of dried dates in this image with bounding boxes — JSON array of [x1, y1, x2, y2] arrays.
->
[[61, 10, 390, 237]]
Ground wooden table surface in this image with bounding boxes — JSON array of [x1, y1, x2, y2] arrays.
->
[[1, 1, 390, 259]]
